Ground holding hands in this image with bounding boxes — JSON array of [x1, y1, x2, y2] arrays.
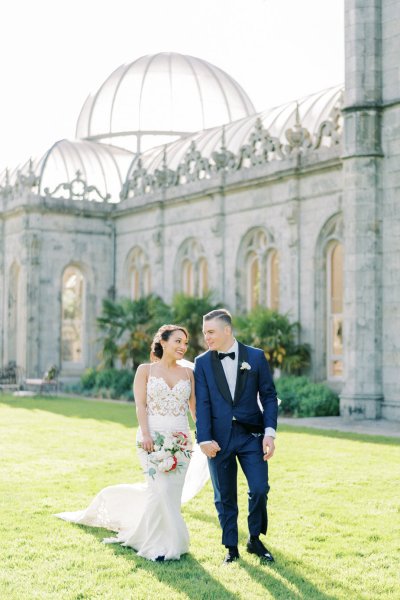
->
[[200, 440, 221, 458]]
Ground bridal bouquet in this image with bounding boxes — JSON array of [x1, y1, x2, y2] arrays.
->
[[138, 431, 192, 479]]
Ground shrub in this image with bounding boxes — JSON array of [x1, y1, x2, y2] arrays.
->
[[276, 376, 339, 417], [81, 368, 97, 390], [94, 368, 134, 399], [79, 368, 134, 400]]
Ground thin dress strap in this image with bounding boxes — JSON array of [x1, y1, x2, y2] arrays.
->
[[185, 367, 191, 381]]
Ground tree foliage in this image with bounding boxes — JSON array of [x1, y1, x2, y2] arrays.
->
[[171, 293, 223, 361], [233, 307, 311, 375], [97, 295, 172, 370]]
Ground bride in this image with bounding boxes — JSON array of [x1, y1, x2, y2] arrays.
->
[[55, 324, 208, 561]]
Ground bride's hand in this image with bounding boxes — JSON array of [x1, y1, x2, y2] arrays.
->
[[141, 433, 154, 453], [200, 441, 221, 458]]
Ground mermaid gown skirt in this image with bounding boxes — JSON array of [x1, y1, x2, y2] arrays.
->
[[55, 376, 209, 561]]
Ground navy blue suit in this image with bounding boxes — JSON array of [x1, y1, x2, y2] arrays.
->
[[194, 342, 278, 547]]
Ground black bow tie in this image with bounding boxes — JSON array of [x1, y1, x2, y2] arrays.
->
[[218, 352, 235, 360]]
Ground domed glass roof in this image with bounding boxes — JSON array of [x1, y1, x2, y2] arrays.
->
[[124, 85, 344, 177], [76, 52, 256, 153], [38, 140, 133, 201], [1, 140, 133, 202]]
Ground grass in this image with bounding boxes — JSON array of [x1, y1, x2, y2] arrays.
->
[[0, 395, 399, 600]]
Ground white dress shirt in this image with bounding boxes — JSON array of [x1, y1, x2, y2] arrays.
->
[[220, 339, 239, 400], [200, 339, 276, 443]]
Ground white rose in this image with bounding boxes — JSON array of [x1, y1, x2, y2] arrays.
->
[[158, 456, 174, 472], [152, 449, 168, 460], [163, 434, 174, 448]]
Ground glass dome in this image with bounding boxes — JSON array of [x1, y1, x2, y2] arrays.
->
[[76, 52, 256, 153], [38, 140, 133, 202], [124, 85, 344, 176], [1, 140, 134, 202]]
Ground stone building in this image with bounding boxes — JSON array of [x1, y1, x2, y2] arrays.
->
[[1, 0, 399, 421]]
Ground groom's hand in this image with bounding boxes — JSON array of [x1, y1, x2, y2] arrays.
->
[[263, 436, 275, 461], [200, 441, 221, 458]]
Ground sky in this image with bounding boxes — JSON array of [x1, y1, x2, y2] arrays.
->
[[0, 0, 344, 170]]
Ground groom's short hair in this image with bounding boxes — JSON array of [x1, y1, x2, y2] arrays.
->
[[203, 309, 232, 327]]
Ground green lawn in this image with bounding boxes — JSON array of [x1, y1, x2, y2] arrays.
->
[[0, 395, 399, 600]]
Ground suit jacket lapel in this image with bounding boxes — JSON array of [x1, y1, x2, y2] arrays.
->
[[233, 342, 249, 405], [211, 351, 233, 405]]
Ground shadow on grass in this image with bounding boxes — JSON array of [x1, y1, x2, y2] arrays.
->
[[0, 395, 136, 428], [239, 554, 348, 600], [66, 522, 347, 600], [69, 524, 238, 600], [2, 395, 398, 446]]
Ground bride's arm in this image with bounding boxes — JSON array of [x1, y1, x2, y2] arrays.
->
[[188, 370, 196, 423], [134, 364, 154, 452]]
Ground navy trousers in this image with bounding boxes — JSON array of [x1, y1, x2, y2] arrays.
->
[[208, 421, 270, 547]]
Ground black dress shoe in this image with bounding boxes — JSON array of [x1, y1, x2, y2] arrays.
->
[[155, 555, 165, 562], [223, 546, 240, 564], [246, 537, 274, 562]]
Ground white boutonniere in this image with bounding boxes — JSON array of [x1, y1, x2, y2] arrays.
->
[[240, 361, 251, 371]]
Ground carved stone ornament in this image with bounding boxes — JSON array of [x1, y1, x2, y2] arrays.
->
[[285, 105, 312, 153], [211, 126, 237, 171], [0, 169, 13, 199], [0, 160, 40, 199], [120, 158, 155, 199], [314, 102, 343, 149], [44, 170, 111, 202], [176, 141, 211, 184], [118, 102, 343, 199], [16, 159, 40, 192]]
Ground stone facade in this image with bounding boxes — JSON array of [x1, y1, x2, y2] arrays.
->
[[0, 0, 399, 421]]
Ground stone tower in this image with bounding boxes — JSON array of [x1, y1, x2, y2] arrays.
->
[[341, 0, 400, 420]]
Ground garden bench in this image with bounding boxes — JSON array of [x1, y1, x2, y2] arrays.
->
[[24, 365, 60, 395]]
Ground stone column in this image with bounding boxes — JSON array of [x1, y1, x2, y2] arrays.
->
[[212, 188, 226, 304], [24, 231, 42, 377], [340, 0, 383, 418], [0, 216, 4, 366]]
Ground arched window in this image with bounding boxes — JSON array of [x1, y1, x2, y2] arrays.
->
[[327, 242, 343, 378], [131, 268, 140, 300], [237, 227, 278, 313], [198, 258, 208, 297], [61, 266, 84, 364], [176, 238, 208, 297], [142, 265, 151, 297], [182, 259, 194, 296], [127, 247, 151, 300], [247, 252, 260, 311], [268, 250, 280, 311]]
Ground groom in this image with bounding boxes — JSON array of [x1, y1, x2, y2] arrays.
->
[[194, 309, 278, 564]]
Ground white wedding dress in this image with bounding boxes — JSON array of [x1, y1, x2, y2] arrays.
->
[[55, 371, 209, 561]]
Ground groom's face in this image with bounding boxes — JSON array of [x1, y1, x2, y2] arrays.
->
[[202, 318, 233, 352]]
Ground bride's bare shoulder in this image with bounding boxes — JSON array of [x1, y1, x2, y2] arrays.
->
[[136, 363, 151, 377]]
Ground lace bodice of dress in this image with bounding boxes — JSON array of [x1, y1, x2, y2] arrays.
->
[[146, 375, 191, 417]]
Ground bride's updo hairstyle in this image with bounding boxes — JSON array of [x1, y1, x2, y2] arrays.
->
[[150, 324, 189, 361]]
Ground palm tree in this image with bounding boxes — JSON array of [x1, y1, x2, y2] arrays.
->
[[97, 295, 172, 370], [234, 307, 311, 375], [171, 293, 223, 361]]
